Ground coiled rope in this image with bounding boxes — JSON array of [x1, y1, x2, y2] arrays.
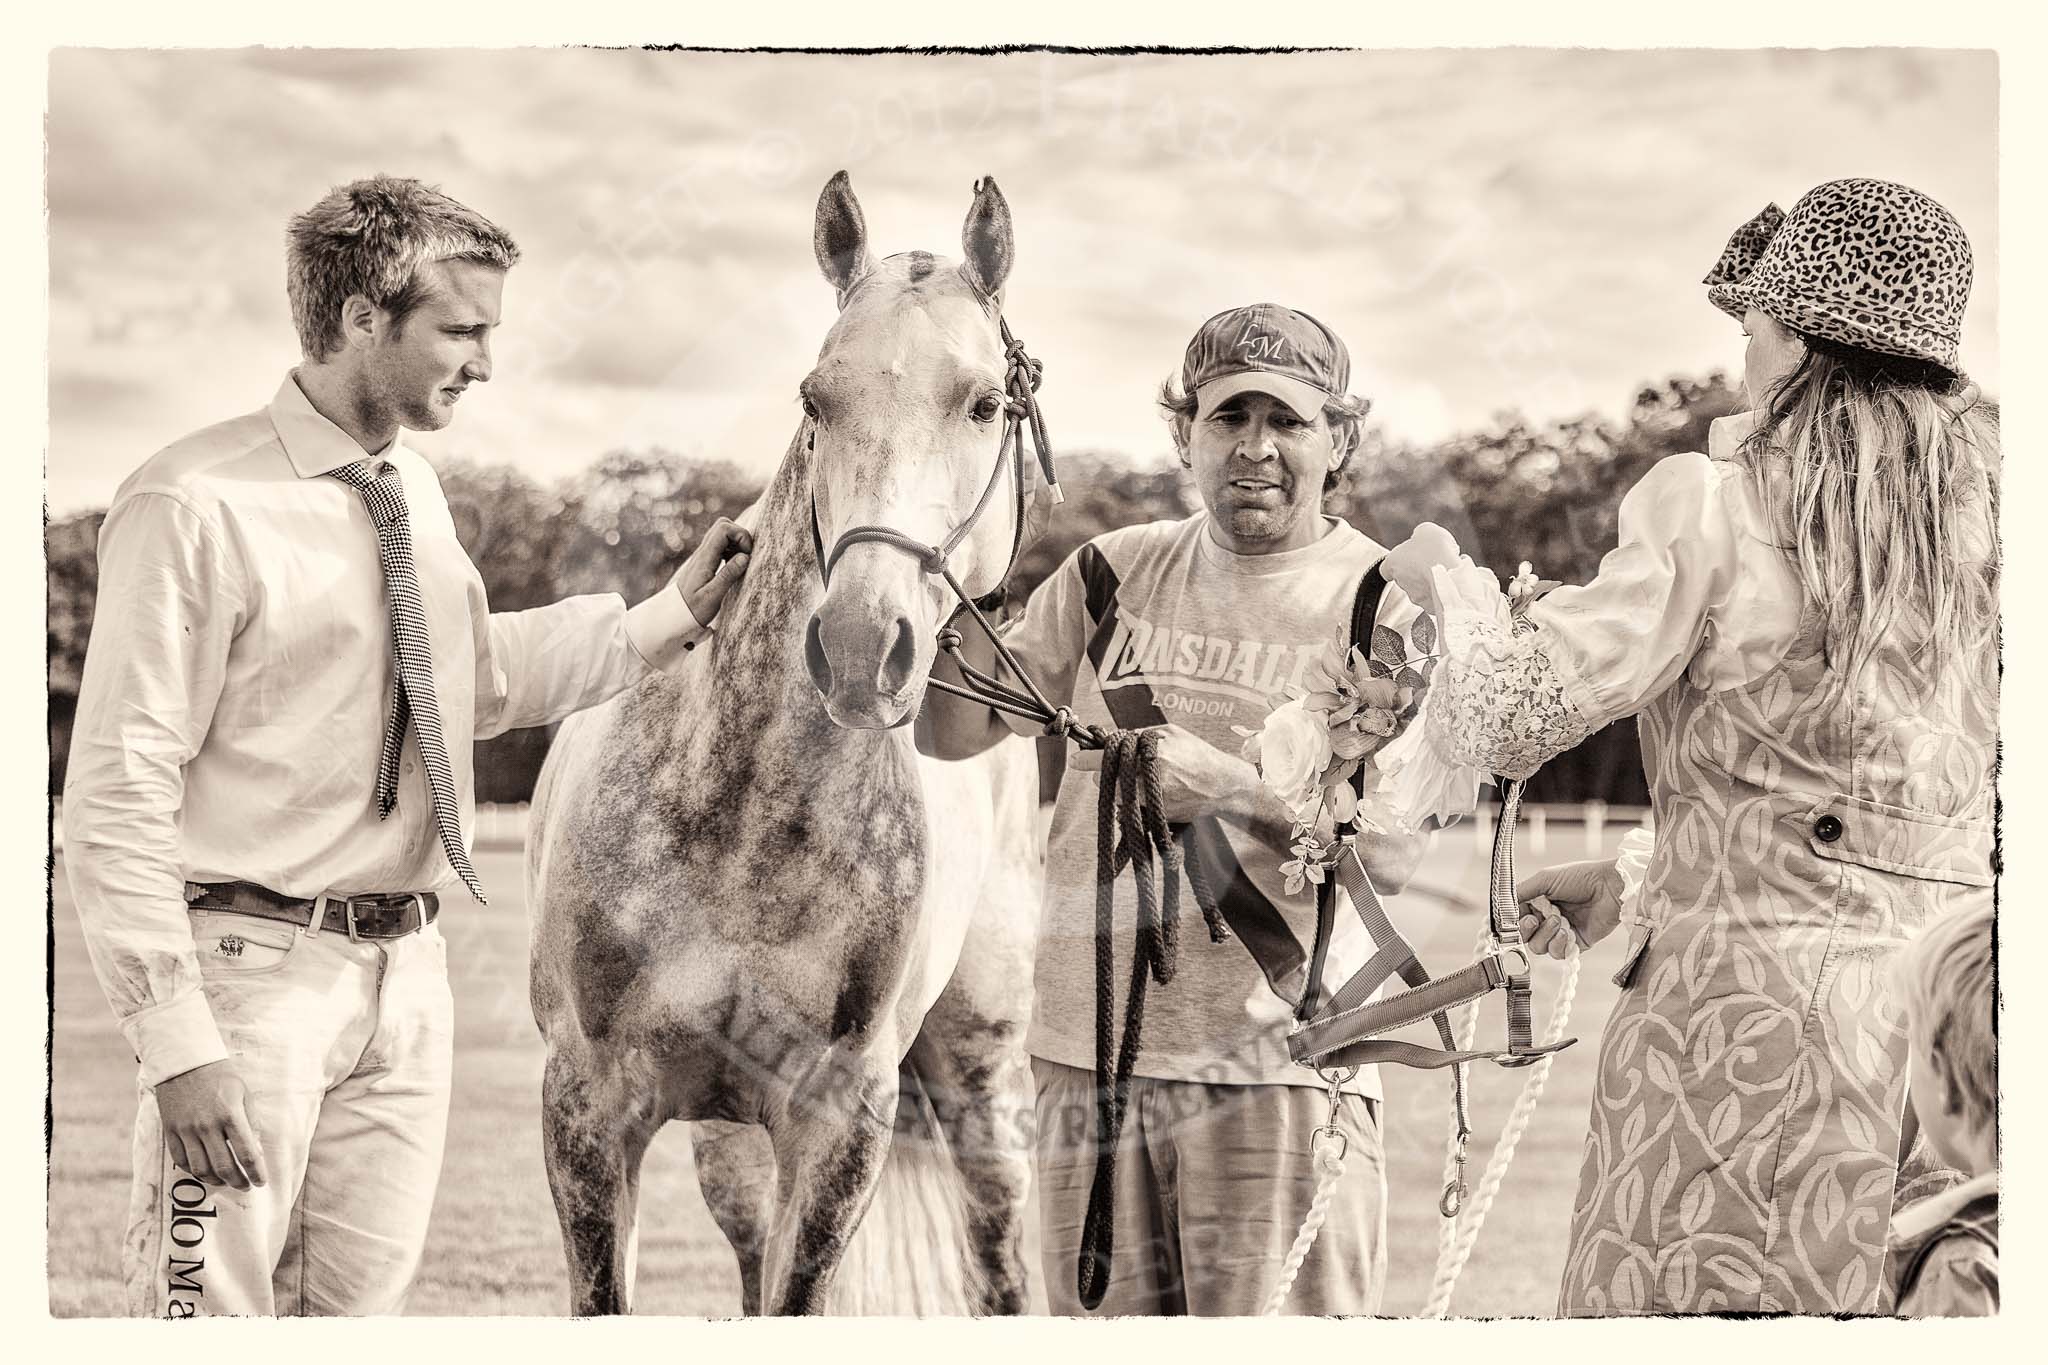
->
[[1073, 728, 1228, 1310]]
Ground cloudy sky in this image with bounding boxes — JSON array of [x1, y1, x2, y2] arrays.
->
[[45, 47, 1999, 515]]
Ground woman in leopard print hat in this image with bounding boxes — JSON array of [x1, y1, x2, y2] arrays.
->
[[1704, 176, 1974, 375], [1383, 179, 1999, 1316]]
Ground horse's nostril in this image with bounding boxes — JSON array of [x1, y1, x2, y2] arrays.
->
[[879, 615, 919, 696], [804, 615, 834, 696]]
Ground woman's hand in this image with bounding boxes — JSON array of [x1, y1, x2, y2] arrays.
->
[[674, 517, 755, 628], [1515, 857, 1626, 959], [1382, 522, 1461, 610]]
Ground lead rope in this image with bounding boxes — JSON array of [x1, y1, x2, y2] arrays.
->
[[1260, 1065, 1354, 1315], [1258, 934, 1580, 1317], [1263, 786, 1585, 1317], [1419, 928, 1580, 1318], [1074, 729, 1228, 1310]]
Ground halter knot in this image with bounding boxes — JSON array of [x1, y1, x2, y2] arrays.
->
[[1005, 339, 1044, 391]]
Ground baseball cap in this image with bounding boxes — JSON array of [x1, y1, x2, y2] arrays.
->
[[1181, 303, 1350, 422]]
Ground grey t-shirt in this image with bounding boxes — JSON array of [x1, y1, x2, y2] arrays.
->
[[1000, 513, 1439, 1097]]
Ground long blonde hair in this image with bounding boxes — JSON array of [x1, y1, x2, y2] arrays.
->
[[1742, 338, 2000, 707]]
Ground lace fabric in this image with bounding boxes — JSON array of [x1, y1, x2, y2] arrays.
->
[[1424, 561, 1595, 782]]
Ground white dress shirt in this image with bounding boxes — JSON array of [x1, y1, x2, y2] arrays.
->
[[63, 373, 704, 1087]]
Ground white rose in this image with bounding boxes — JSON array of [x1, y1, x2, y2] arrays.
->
[[1256, 698, 1332, 812]]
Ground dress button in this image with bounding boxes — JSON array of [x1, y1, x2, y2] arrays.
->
[[1814, 815, 1844, 843]]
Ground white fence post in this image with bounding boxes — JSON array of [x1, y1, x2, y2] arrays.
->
[[1528, 805, 1547, 859], [475, 803, 530, 850], [1584, 799, 1608, 855]]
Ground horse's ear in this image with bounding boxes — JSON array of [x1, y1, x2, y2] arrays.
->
[[814, 170, 873, 300], [960, 175, 1014, 300]]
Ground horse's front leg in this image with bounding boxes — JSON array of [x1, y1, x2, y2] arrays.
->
[[758, 1050, 900, 1315], [540, 1039, 665, 1315], [910, 741, 1041, 1313]]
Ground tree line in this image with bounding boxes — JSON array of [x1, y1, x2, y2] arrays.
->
[[45, 371, 1744, 805]]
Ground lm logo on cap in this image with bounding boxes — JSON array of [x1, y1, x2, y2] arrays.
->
[[1235, 318, 1294, 365]]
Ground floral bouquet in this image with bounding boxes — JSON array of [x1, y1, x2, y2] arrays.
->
[[1234, 616, 1436, 895], [1236, 560, 1560, 893]]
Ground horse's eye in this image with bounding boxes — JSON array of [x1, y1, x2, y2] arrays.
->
[[971, 394, 1004, 424], [802, 395, 820, 421]]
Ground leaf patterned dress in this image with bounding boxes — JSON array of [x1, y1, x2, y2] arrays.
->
[[1422, 414, 1997, 1315]]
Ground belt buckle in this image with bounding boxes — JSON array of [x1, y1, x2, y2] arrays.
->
[[345, 897, 363, 943], [408, 893, 428, 936]]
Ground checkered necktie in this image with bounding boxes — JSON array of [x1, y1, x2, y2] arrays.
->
[[330, 460, 487, 903]]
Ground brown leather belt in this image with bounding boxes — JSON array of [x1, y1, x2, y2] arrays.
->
[[186, 880, 439, 941]]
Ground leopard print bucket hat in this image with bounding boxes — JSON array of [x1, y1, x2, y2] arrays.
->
[[1704, 178, 1972, 372]]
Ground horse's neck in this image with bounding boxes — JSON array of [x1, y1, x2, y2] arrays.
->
[[695, 436, 909, 781]]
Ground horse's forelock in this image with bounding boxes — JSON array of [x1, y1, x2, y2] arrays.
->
[[823, 254, 998, 367]]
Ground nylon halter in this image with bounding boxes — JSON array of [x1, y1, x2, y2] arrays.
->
[[1284, 775, 1576, 1216]]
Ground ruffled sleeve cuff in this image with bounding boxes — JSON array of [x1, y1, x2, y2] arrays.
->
[[1377, 714, 1486, 830], [1613, 822, 1654, 921], [1422, 560, 1596, 782]]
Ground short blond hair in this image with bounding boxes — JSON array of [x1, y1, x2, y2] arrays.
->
[[286, 176, 520, 360], [1897, 903, 1998, 1137]]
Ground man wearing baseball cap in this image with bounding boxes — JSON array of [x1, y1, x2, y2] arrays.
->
[[924, 304, 1443, 1315]]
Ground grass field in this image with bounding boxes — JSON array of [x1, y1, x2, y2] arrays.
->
[[48, 822, 1635, 1318]]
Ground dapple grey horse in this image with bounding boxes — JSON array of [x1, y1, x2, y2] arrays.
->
[[527, 172, 1042, 1316]]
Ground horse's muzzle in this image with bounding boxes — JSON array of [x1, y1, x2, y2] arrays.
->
[[804, 604, 924, 730]]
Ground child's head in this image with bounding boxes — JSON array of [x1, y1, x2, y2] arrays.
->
[[1897, 903, 1998, 1175]]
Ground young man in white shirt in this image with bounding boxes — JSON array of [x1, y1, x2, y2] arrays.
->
[[923, 304, 1434, 1315], [63, 176, 750, 1317]]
